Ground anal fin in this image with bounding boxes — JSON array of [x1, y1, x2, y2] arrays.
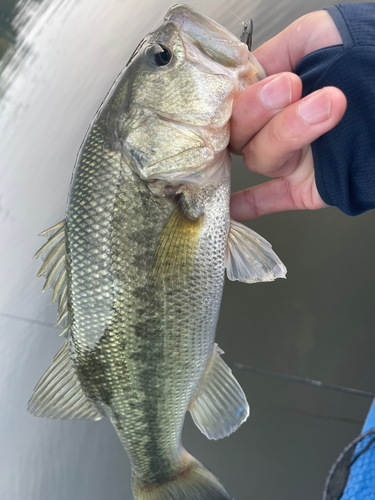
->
[[28, 342, 103, 421], [189, 344, 249, 440]]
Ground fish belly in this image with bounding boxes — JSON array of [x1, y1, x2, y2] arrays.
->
[[66, 127, 230, 484]]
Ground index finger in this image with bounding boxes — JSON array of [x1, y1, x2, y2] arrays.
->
[[253, 10, 343, 74]]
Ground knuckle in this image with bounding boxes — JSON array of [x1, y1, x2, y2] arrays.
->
[[243, 188, 259, 220], [269, 120, 300, 153], [280, 177, 297, 210], [242, 141, 260, 174], [269, 123, 287, 147]]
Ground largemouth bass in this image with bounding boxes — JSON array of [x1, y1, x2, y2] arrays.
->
[[28, 5, 286, 499]]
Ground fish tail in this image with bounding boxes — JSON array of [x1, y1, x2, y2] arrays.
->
[[132, 451, 233, 500]]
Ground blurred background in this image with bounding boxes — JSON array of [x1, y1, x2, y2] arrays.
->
[[0, 0, 373, 499]]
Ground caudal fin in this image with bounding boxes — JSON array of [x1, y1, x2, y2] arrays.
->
[[132, 453, 233, 500]]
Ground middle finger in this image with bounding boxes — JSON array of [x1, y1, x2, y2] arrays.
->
[[230, 72, 302, 155]]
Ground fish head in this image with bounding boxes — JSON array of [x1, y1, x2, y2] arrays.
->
[[164, 4, 265, 88], [115, 4, 265, 187]]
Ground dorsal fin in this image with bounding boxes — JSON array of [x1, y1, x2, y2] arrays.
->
[[30, 222, 102, 421], [34, 220, 70, 337], [28, 342, 103, 420]]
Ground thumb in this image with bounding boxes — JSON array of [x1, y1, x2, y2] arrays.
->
[[253, 10, 343, 75]]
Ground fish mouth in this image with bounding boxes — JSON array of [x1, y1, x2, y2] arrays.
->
[[165, 4, 266, 83], [165, 4, 248, 68]]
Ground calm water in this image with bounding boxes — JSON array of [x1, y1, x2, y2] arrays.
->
[[0, 0, 373, 499]]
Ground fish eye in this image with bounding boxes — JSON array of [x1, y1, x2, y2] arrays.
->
[[154, 45, 172, 66]]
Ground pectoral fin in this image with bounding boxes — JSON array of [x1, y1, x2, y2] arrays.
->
[[225, 219, 286, 283], [189, 344, 249, 440], [150, 204, 203, 284]]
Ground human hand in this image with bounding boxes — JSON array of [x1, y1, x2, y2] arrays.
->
[[230, 10, 347, 220]]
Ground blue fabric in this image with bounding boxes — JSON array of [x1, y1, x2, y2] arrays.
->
[[295, 3, 375, 216], [339, 400, 375, 499]]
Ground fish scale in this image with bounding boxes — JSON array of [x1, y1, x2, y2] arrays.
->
[[67, 125, 118, 347], [67, 116, 230, 483]]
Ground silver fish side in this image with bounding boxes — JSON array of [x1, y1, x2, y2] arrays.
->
[[67, 120, 231, 481]]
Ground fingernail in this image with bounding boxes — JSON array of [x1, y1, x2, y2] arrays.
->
[[260, 74, 292, 110], [298, 89, 331, 124]]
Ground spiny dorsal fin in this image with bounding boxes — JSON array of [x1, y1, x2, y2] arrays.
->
[[34, 220, 70, 337], [189, 344, 249, 440], [27, 342, 103, 421], [150, 205, 203, 285], [225, 219, 287, 283]]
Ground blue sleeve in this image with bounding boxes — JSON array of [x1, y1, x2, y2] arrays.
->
[[294, 3, 375, 216]]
